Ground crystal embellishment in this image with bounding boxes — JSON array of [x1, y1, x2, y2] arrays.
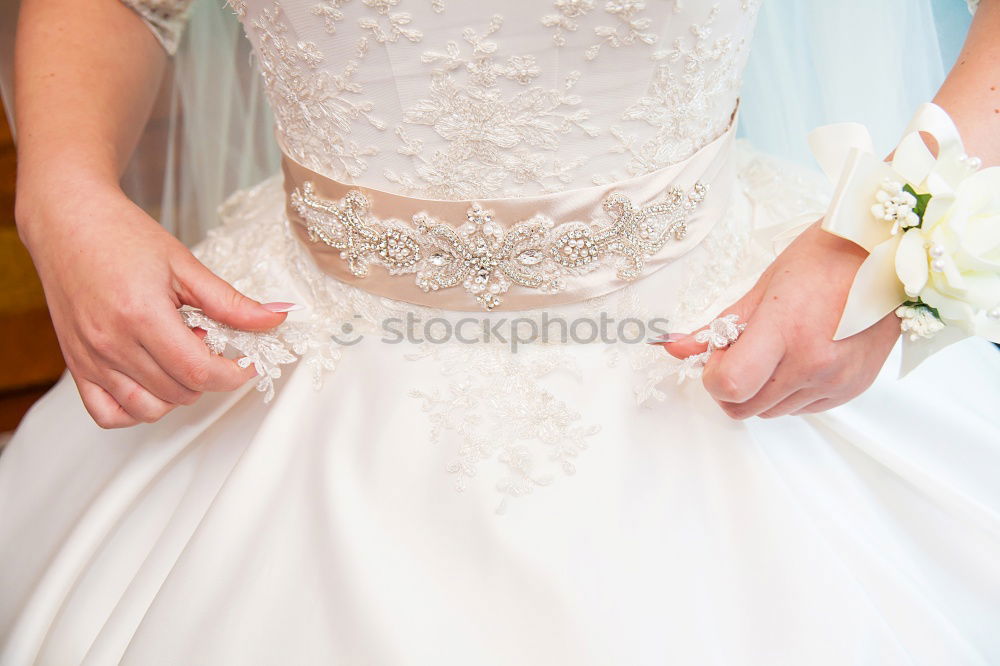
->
[[290, 181, 708, 310]]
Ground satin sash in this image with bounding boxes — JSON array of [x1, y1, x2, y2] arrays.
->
[[280, 113, 738, 311]]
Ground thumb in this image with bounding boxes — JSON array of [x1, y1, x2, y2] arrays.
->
[[175, 259, 291, 332], [659, 282, 767, 360]]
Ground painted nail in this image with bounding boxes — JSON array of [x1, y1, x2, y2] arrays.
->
[[646, 333, 685, 344], [262, 302, 305, 313]]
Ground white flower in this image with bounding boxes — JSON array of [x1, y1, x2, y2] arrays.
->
[[895, 303, 946, 341], [871, 179, 920, 235], [894, 167, 1000, 340]]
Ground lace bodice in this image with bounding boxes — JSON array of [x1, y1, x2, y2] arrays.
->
[[128, 0, 760, 199], [125, 0, 983, 200], [241, 1, 760, 199]]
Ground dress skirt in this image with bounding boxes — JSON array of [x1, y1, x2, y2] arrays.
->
[[2, 146, 999, 665]]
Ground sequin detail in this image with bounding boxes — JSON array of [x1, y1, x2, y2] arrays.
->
[[289, 181, 708, 310]]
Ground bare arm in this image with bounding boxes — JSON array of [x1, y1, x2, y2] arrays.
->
[[14, 0, 289, 428], [934, 0, 1000, 164], [14, 0, 166, 218]]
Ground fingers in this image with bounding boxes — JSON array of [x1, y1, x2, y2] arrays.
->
[[119, 342, 203, 405], [75, 377, 139, 429], [75, 323, 255, 429], [662, 268, 774, 360], [73, 300, 258, 429], [139, 310, 259, 392], [103, 369, 178, 424], [793, 397, 849, 416], [660, 331, 708, 359], [172, 256, 290, 332], [757, 388, 824, 419], [702, 317, 786, 405], [654, 225, 903, 422]]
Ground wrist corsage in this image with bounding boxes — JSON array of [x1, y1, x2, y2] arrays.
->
[[809, 103, 1000, 374]]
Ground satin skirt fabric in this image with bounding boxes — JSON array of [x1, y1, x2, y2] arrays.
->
[[2, 147, 999, 665]]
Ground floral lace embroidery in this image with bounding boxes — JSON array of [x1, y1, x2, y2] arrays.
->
[[596, 4, 745, 180], [541, 0, 595, 47], [311, 0, 349, 33], [383, 14, 601, 198], [180, 309, 299, 402], [584, 0, 659, 61], [185, 178, 352, 397], [289, 180, 707, 309], [358, 0, 423, 44], [252, 2, 384, 179], [231, 1, 752, 197], [409, 344, 600, 514], [227, 0, 248, 18]]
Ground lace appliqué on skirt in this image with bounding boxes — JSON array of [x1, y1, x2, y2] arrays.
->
[[186, 176, 608, 510], [182, 147, 827, 509]]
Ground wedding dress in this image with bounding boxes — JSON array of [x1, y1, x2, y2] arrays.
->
[[2, 1, 999, 664]]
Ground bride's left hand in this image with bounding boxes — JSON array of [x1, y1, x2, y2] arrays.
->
[[661, 221, 901, 419]]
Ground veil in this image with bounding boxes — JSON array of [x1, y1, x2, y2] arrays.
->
[[0, 0, 279, 247], [740, 0, 973, 164], [0, 0, 975, 247]]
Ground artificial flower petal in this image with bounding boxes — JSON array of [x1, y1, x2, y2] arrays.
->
[[920, 193, 955, 229], [899, 323, 969, 377], [976, 314, 1000, 343], [919, 285, 976, 326], [894, 228, 929, 298], [834, 238, 907, 340]]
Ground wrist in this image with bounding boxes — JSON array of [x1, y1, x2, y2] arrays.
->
[[15, 172, 127, 249], [801, 218, 868, 265]]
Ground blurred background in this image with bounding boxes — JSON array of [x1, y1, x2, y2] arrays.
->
[[0, 100, 64, 446]]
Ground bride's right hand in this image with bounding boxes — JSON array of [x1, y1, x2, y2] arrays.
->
[[16, 182, 291, 429]]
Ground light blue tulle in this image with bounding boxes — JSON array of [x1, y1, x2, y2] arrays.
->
[[739, 0, 974, 166]]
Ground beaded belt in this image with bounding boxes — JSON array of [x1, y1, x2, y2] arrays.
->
[[281, 113, 737, 311]]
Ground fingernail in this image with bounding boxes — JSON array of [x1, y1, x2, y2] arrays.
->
[[262, 302, 304, 313], [646, 333, 685, 344]]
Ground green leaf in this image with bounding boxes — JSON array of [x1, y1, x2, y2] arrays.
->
[[902, 183, 932, 224], [902, 299, 942, 322]]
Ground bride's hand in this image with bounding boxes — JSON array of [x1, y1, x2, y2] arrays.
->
[[16, 182, 291, 428], [662, 221, 901, 419]]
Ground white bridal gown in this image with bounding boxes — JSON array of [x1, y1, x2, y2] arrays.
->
[[2, 1, 1000, 664]]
